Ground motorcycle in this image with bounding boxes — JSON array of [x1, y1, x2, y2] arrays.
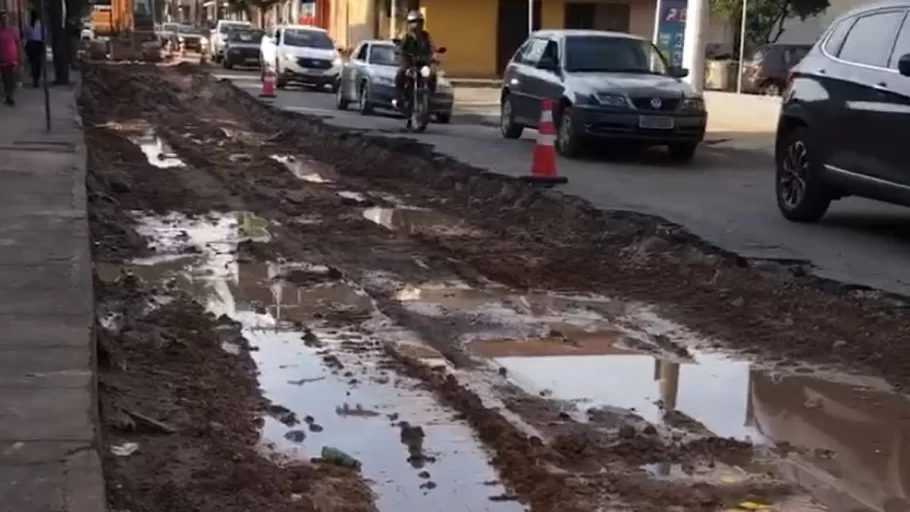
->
[[401, 47, 446, 133]]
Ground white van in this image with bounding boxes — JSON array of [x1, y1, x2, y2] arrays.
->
[[212, 20, 252, 62], [260, 25, 342, 91]]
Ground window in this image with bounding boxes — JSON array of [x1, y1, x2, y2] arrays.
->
[[541, 40, 559, 67], [228, 30, 264, 43], [354, 43, 367, 61], [823, 19, 853, 55], [564, 35, 669, 74], [838, 11, 904, 67], [368, 45, 397, 65], [889, 13, 910, 68], [518, 38, 548, 66], [511, 39, 532, 63], [283, 29, 334, 49]]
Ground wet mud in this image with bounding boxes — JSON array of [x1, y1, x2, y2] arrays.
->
[[81, 62, 910, 511]]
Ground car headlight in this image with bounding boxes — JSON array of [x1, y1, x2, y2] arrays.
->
[[332, 56, 342, 67], [681, 97, 705, 112], [200, 37, 208, 45], [593, 92, 630, 108], [285, 53, 296, 61], [178, 36, 185, 42], [437, 78, 451, 90]]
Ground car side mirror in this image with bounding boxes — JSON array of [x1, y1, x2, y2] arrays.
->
[[899, 53, 910, 77], [436, 46, 446, 54], [668, 66, 689, 78]]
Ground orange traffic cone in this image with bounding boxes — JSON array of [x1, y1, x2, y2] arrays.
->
[[260, 69, 277, 98], [521, 98, 567, 185]]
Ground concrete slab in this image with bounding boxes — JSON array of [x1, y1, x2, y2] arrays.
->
[[0, 347, 92, 388], [0, 387, 95, 440], [0, 82, 106, 511], [0, 447, 106, 512]]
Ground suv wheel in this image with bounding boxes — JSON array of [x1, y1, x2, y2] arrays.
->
[[775, 126, 832, 222], [500, 95, 523, 139], [555, 106, 583, 158], [358, 82, 374, 115]]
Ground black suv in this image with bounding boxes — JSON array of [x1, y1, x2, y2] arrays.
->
[[776, 0, 910, 222]]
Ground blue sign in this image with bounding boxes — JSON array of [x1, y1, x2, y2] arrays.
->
[[655, 0, 686, 68]]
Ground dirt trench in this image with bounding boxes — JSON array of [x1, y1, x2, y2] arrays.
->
[[81, 62, 905, 511]]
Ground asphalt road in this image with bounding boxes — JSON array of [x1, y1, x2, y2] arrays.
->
[[214, 67, 910, 296]]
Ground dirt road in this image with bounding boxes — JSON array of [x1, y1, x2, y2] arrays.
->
[[82, 62, 910, 511]]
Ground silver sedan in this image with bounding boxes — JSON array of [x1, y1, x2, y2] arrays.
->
[[335, 40, 454, 123]]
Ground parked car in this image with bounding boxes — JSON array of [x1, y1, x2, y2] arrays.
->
[[499, 29, 707, 162], [260, 25, 342, 91], [335, 39, 454, 122], [176, 25, 207, 52], [211, 20, 252, 62], [740, 43, 812, 95], [222, 28, 264, 69], [775, 1, 910, 222]]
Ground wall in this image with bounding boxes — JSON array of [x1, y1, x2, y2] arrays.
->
[[328, 0, 375, 48], [420, 0, 497, 76]]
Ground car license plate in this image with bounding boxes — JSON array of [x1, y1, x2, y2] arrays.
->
[[639, 116, 674, 129]]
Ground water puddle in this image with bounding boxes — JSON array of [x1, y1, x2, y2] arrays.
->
[[270, 154, 332, 183], [129, 128, 185, 168], [377, 281, 910, 511], [362, 207, 483, 236], [115, 211, 522, 511]]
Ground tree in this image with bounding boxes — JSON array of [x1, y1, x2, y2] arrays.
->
[[710, 0, 829, 49]]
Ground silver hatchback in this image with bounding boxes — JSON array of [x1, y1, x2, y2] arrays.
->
[[500, 29, 707, 162]]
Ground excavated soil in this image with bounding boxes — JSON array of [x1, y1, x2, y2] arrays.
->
[[80, 62, 909, 510]]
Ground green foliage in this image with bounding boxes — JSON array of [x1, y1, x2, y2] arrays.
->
[[710, 0, 829, 47]]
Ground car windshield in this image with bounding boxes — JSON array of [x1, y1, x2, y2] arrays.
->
[[283, 29, 334, 49], [220, 22, 250, 33], [228, 29, 263, 43], [369, 45, 397, 65], [178, 25, 204, 35], [564, 35, 669, 74]]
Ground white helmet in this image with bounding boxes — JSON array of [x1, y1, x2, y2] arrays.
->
[[406, 10, 423, 22]]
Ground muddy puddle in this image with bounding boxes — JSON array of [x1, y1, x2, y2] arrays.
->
[[270, 154, 333, 183], [97, 210, 910, 511], [130, 128, 185, 168], [362, 207, 483, 236], [100, 211, 523, 511]]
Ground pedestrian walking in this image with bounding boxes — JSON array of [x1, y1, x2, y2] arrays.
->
[[0, 10, 20, 106], [24, 10, 45, 87]]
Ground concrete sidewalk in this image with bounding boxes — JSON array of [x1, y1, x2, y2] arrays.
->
[[0, 84, 105, 510]]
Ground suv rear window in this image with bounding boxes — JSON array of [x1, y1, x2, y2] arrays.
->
[[837, 11, 904, 67]]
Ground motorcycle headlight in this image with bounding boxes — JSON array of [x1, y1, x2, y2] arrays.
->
[[681, 97, 705, 112], [178, 36, 185, 42], [419, 65, 431, 78]]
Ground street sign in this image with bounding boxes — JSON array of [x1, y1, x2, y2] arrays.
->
[[655, 0, 686, 68]]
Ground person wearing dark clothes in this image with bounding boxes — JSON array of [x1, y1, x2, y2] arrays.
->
[[393, 10, 434, 110], [24, 10, 45, 88]]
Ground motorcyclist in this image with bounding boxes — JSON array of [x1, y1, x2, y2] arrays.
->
[[393, 10, 435, 110]]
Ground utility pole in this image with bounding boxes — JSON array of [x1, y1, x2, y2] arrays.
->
[[736, 0, 748, 93], [681, 0, 707, 93], [527, 0, 532, 35]]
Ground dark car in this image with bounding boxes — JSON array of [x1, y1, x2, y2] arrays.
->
[[176, 25, 207, 52], [335, 40, 454, 122], [740, 43, 812, 95], [223, 29, 264, 69], [499, 29, 707, 162], [775, 0, 910, 222]]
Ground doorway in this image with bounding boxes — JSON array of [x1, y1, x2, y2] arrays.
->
[[496, 0, 541, 74], [565, 2, 595, 29]]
